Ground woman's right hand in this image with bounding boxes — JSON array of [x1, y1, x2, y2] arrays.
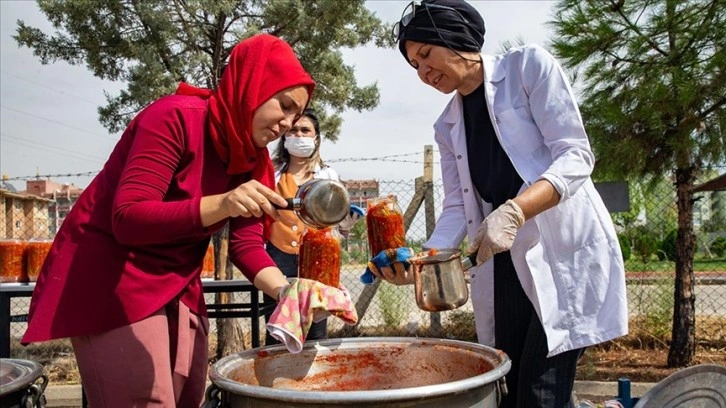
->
[[365, 247, 416, 285], [201, 180, 288, 227], [222, 180, 288, 218]]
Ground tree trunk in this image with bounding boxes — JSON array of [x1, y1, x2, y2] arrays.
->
[[213, 224, 248, 359], [668, 168, 696, 367]]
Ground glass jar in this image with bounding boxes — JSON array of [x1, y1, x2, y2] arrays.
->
[[298, 227, 342, 288], [26, 240, 52, 282], [366, 195, 406, 255], [201, 243, 215, 279], [0, 240, 28, 283]]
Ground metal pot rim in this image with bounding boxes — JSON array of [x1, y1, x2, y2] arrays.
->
[[209, 337, 511, 404], [0, 358, 44, 397]]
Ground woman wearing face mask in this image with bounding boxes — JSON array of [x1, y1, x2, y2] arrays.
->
[[262, 108, 358, 345]]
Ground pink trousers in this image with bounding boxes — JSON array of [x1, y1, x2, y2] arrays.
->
[[71, 301, 209, 407]]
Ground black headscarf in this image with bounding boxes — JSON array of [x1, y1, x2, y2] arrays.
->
[[397, 0, 485, 62]]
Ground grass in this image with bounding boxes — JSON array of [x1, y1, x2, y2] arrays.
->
[[624, 257, 726, 272]]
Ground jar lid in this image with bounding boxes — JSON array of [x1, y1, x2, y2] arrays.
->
[[633, 364, 726, 408]]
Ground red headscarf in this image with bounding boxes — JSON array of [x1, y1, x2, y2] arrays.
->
[[176, 34, 315, 190]]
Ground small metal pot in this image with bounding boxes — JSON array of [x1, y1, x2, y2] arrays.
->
[[0, 358, 48, 408], [411, 249, 478, 312], [275, 179, 350, 229]]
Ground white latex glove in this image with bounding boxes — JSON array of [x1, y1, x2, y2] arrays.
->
[[466, 199, 525, 264]]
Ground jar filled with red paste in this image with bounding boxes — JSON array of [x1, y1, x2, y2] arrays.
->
[[201, 243, 215, 279], [0, 240, 28, 283], [298, 227, 341, 288], [26, 240, 52, 282], [366, 195, 406, 256]]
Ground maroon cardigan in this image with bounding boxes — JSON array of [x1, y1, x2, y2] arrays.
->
[[22, 95, 275, 343]]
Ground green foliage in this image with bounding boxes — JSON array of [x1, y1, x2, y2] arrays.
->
[[378, 284, 407, 327], [710, 236, 726, 257], [550, 0, 725, 181], [659, 229, 678, 261], [551, 3, 724, 363], [15, 0, 394, 138], [618, 233, 632, 261], [631, 274, 675, 343], [631, 226, 658, 263], [344, 220, 369, 263]]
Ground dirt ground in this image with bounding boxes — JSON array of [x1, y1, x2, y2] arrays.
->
[[576, 344, 726, 383]]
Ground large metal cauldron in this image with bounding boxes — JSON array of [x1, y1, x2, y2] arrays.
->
[[0, 358, 48, 408], [205, 337, 510, 408]]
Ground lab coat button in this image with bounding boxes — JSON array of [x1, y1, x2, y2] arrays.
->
[[457, 155, 462, 159], [464, 188, 469, 193], [468, 220, 473, 224]]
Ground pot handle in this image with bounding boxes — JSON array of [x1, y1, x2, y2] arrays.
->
[[272, 198, 295, 210], [23, 374, 48, 408], [203, 384, 228, 408], [495, 376, 509, 406], [461, 252, 478, 271]]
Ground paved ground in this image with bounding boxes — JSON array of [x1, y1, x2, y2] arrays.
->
[[39, 380, 657, 407]]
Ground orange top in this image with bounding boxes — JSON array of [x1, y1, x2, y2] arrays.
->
[[268, 172, 307, 254]]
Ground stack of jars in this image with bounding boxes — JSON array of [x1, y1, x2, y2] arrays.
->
[[0, 239, 53, 284]]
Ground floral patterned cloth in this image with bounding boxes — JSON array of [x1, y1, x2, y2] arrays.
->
[[267, 278, 358, 353]]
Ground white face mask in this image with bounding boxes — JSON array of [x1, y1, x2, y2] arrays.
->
[[284, 137, 317, 158]]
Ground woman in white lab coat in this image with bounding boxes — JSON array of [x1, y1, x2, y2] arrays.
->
[[374, 1, 628, 407]]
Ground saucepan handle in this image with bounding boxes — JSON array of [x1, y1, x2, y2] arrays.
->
[[461, 252, 478, 271], [203, 384, 228, 408], [272, 198, 295, 210]]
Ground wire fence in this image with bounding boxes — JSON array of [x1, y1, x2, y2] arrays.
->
[[2, 178, 725, 384]]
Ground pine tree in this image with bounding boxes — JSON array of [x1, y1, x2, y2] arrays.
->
[[551, 0, 726, 366]]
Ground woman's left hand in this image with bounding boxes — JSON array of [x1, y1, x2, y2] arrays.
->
[[366, 247, 415, 285]]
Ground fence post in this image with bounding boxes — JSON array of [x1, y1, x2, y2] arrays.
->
[[422, 145, 442, 335]]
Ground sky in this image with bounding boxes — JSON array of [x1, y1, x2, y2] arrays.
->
[[0, 0, 557, 190]]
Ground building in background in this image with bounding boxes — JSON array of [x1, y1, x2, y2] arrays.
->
[[0, 187, 54, 240], [343, 179, 379, 209], [24, 179, 84, 234]]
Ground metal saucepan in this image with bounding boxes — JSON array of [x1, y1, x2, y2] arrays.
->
[[274, 179, 350, 229], [410, 249, 478, 312]]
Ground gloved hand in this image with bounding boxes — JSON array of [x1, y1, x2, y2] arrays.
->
[[466, 199, 525, 264], [267, 278, 357, 353], [360, 247, 415, 285], [338, 204, 365, 232]]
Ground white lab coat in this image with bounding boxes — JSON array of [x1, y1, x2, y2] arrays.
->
[[424, 44, 628, 357]]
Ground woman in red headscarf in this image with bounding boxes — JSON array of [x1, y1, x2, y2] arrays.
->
[[22, 34, 315, 407]]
